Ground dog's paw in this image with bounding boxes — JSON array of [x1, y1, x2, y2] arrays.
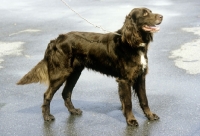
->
[[69, 108, 82, 115], [127, 118, 139, 126], [43, 114, 55, 121], [146, 113, 159, 120]]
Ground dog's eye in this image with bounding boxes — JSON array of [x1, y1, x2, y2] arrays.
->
[[143, 12, 148, 16]]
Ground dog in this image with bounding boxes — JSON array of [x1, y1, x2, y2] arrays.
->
[[17, 7, 163, 126]]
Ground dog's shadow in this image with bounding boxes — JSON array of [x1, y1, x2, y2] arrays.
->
[[18, 99, 145, 124]]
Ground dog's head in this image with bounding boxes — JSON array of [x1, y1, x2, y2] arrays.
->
[[121, 8, 163, 46], [129, 8, 163, 33]]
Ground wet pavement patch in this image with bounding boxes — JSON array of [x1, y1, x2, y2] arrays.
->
[[0, 103, 6, 109]]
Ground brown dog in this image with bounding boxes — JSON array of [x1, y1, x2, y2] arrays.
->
[[17, 7, 163, 126]]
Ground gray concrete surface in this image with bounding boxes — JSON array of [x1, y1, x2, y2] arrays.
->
[[0, 0, 200, 135]]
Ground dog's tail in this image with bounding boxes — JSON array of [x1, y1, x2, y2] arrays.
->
[[17, 59, 49, 85]]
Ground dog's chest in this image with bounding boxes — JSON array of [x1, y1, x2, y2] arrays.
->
[[138, 51, 147, 71]]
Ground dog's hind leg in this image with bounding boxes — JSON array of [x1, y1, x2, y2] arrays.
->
[[134, 74, 159, 121], [42, 73, 69, 121], [62, 66, 84, 115], [117, 79, 139, 126]]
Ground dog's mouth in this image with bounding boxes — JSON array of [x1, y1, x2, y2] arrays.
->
[[142, 25, 160, 33]]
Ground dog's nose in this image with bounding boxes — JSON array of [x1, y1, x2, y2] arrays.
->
[[159, 15, 163, 19]]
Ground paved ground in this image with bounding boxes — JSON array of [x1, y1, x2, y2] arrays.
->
[[0, 0, 200, 136]]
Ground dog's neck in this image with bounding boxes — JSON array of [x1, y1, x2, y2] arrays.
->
[[140, 30, 153, 44]]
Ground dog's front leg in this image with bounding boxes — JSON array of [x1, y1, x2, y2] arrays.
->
[[134, 74, 159, 121], [117, 79, 138, 126]]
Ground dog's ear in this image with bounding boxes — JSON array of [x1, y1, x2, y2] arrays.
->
[[121, 15, 142, 47], [128, 8, 140, 23]]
